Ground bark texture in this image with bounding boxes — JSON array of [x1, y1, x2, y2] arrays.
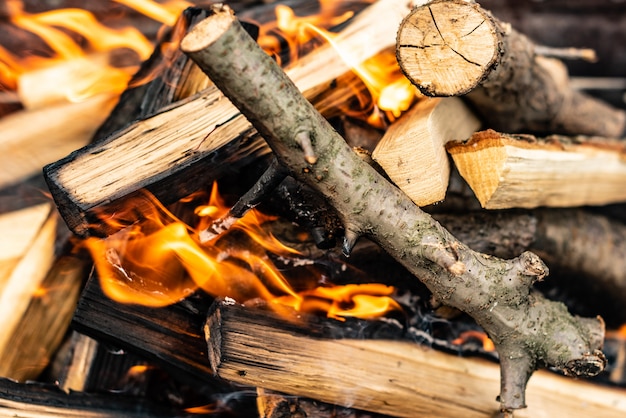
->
[[180, 5, 606, 413], [396, 0, 625, 137]]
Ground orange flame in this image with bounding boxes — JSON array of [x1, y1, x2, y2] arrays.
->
[[260, 3, 418, 127], [84, 184, 400, 321], [606, 324, 626, 340], [0, 0, 186, 105], [256, 0, 355, 66], [305, 25, 418, 127], [112, 0, 191, 26]]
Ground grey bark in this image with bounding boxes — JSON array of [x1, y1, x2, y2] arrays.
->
[[180, 5, 606, 413]]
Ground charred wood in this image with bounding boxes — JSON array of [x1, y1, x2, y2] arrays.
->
[[92, 7, 214, 141], [72, 273, 216, 383], [0, 378, 182, 417]]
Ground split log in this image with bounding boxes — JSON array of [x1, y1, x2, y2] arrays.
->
[[0, 93, 117, 189], [0, 203, 58, 380], [72, 273, 216, 383], [180, 6, 606, 412], [395, 0, 626, 137], [0, 252, 88, 381], [44, 0, 417, 237], [207, 300, 626, 418], [371, 97, 480, 206], [445, 129, 626, 209]]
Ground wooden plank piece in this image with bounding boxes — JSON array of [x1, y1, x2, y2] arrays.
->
[[372, 97, 480, 206], [207, 301, 626, 418], [446, 129, 626, 209]]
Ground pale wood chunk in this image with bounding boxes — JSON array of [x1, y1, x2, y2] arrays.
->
[[0, 253, 88, 381], [447, 129, 626, 209], [0, 204, 57, 379], [0, 93, 117, 188], [372, 97, 480, 206], [207, 302, 626, 418]]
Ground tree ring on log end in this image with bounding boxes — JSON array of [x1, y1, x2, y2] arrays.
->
[[396, 0, 500, 96]]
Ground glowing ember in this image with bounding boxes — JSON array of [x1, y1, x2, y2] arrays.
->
[[126, 364, 153, 377], [452, 330, 496, 352], [184, 403, 222, 415], [84, 183, 400, 320]]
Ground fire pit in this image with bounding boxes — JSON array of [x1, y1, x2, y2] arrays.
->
[[0, 1, 625, 417]]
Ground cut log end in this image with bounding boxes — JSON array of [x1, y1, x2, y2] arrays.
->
[[396, 0, 501, 96], [180, 5, 234, 53]]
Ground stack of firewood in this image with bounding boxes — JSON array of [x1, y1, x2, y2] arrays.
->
[[1, 0, 626, 417]]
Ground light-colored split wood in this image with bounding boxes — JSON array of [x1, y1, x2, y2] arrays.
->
[[372, 97, 480, 206], [447, 129, 626, 209]]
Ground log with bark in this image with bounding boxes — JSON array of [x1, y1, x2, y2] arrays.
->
[[395, 0, 626, 137], [445, 129, 626, 209], [180, 5, 606, 412], [433, 209, 626, 324]]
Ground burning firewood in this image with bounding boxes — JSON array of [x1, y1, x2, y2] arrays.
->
[[372, 97, 480, 206], [0, 0, 160, 188], [93, 7, 215, 141], [445, 129, 626, 209], [179, 5, 607, 413], [396, 0, 625, 137], [207, 300, 626, 418], [44, 0, 417, 237]]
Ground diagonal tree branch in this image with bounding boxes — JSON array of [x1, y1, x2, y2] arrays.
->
[[180, 5, 606, 413]]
